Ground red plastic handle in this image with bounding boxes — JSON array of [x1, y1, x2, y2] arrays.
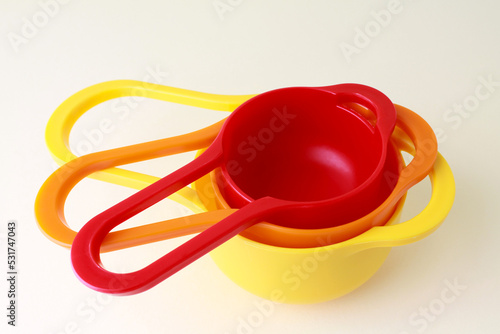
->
[[319, 83, 396, 142], [69, 140, 293, 295], [71, 193, 289, 295]]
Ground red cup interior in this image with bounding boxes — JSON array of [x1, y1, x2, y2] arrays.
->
[[217, 87, 395, 228]]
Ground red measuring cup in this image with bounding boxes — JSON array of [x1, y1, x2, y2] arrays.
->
[[71, 83, 396, 295]]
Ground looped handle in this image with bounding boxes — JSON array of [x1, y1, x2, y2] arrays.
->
[[386, 104, 438, 192], [36, 79, 254, 251], [71, 173, 293, 295], [35, 119, 230, 251], [318, 83, 397, 143], [45, 79, 255, 202], [347, 152, 455, 253]]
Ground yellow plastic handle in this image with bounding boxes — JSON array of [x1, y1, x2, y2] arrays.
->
[[45, 79, 255, 212], [345, 143, 455, 253]]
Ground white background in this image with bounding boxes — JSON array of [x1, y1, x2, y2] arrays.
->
[[1, 1, 500, 333]]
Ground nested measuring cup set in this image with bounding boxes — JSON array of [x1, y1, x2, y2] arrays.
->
[[35, 81, 455, 303]]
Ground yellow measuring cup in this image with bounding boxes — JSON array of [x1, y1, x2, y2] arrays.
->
[[207, 135, 454, 304]]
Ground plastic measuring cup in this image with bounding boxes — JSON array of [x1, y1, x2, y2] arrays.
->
[[195, 104, 437, 247], [35, 102, 433, 251], [70, 83, 396, 294], [209, 149, 454, 304], [34, 106, 398, 251]]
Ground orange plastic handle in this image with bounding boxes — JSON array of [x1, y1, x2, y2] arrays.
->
[[35, 119, 237, 252]]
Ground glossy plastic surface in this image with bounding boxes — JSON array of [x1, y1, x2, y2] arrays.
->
[[70, 84, 396, 294], [209, 150, 454, 304], [35, 119, 226, 252], [216, 86, 396, 225], [36, 103, 433, 251], [44, 79, 255, 212], [196, 104, 437, 247]]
